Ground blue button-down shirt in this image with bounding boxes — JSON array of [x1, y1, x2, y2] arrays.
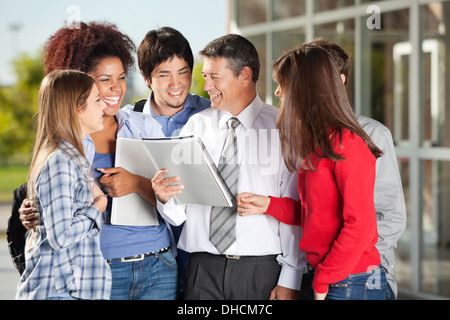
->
[[84, 109, 170, 260], [16, 140, 112, 300], [123, 93, 210, 244], [123, 92, 210, 137], [122, 93, 210, 260], [83, 108, 164, 165]]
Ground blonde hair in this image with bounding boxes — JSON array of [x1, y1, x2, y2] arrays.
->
[[27, 70, 94, 199]]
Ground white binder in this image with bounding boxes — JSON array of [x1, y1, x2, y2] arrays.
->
[[111, 136, 234, 226]]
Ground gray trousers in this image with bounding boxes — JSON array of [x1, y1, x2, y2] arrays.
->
[[183, 252, 280, 300]]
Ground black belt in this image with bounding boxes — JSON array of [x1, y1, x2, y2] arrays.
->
[[193, 252, 277, 261], [107, 247, 170, 263]]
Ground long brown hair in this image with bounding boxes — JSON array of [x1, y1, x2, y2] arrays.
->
[[273, 44, 382, 172], [27, 70, 94, 199]]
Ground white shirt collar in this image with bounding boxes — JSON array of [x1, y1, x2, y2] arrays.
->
[[218, 94, 263, 131]]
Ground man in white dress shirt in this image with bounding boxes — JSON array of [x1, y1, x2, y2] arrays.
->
[[152, 34, 306, 300]]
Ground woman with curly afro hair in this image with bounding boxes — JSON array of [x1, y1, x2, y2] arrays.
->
[[22, 21, 179, 300], [43, 21, 135, 76]]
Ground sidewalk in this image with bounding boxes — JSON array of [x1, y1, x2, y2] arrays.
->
[[0, 202, 19, 299], [0, 203, 11, 234], [0, 235, 18, 300]]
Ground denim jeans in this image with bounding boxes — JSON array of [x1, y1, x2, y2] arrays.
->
[[107, 250, 178, 300], [46, 294, 80, 300], [386, 283, 396, 300], [307, 264, 387, 300]]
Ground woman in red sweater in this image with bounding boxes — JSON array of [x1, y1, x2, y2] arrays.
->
[[237, 44, 387, 300]]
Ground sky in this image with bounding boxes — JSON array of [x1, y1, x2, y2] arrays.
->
[[0, 0, 228, 87]]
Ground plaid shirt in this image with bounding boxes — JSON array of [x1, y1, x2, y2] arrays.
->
[[16, 140, 111, 300]]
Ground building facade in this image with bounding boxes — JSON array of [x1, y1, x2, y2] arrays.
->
[[227, 0, 450, 299]]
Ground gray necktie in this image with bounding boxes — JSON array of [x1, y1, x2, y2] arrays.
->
[[209, 117, 240, 253]]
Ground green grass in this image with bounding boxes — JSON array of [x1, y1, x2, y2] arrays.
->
[[0, 165, 28, 203]]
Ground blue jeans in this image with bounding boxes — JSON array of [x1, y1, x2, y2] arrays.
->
[[386, 283, 396, 300], [46, 294, 80, 300], [107, 250, 178, 300], [307, 264, 387, 300]]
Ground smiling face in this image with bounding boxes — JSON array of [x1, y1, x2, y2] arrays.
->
[[201, 56, 252, 115], [78, 84, 107, 137], [89, 56, 127, 117], [146, 56, 192, 117]]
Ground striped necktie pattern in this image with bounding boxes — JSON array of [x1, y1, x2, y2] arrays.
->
[[209, 117, 240, 253]]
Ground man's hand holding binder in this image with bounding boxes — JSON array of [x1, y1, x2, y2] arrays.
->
[[151, 168, 184, 204]]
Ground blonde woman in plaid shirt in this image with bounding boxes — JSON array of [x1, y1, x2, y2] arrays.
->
[[16, 70, 110, 300]]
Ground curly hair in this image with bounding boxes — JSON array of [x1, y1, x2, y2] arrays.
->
[[43, 21, 136, 75]]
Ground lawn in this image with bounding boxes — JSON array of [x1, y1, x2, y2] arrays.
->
[[0, 165, 28, 203]]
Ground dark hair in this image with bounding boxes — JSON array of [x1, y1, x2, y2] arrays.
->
[[273, 44, 382, 172], [43, 21, 136, 75], [310, 37, 352, 84], [138, 27, 194, 82], [199, 34, 260, 83]]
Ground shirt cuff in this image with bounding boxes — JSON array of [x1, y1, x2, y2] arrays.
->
[[83, 205, 102, 230], [156, 198, 187, 226], [276, 262, 304, 291]]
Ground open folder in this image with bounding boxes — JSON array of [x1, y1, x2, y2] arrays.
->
[[112, 136, 235, 226], [111, 137, 159, 226]]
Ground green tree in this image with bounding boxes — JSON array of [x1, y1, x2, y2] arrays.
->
[[191, 60, 209, 99], [0, 51, 44, 164]]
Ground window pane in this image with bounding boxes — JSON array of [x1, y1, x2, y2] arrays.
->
[[271, 28, 305, 104], [397, 158, 411, 291], [315, 0, 355, 12], [272, 0, 305, 20], [363, 9, 410, 145], [421, 160, 450, 297], [272, 28, 305, 59], [315, 20, 355, 108], [247, 35, 267, 99], [236, 0, 267, 27], [421, 2, 450, 147]]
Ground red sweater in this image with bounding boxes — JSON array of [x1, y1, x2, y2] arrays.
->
[[266, 129, 380, 294]]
